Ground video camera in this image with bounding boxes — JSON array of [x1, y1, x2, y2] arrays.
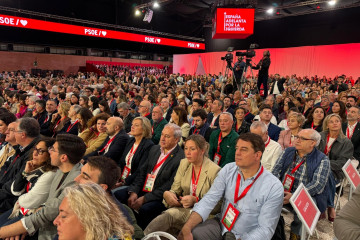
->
[[235, 43, 259, 60], [221, 47, 235, 68]]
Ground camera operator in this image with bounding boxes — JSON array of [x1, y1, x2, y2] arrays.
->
[[252, 50, 271, 98], [233, 56, 246, 90]]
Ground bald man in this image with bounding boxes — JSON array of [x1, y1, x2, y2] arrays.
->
[[83, 117, 129, 164], [139, 100, 152, 120]]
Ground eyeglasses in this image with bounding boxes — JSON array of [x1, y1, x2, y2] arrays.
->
[[139, 105, 146, 108], [294, 136, 314, 142], [34, 148, 48, 155], [48, 146, 58, 153]]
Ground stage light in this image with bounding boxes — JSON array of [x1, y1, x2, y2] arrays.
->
[[153, 2, 160, 8], [328, 0, 336, 6], [266, 8, 274, 14], [135, 9, 141, 16]]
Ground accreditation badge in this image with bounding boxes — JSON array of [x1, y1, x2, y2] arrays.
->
[[221, 203, 240, 231], [143, 174, 156, 192], [213, 153, 222, 165], [121, 166, 131, 181], [283, 174, 295, 192]]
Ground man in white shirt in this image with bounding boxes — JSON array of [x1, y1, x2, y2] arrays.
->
[[250, 121, 283, 171]]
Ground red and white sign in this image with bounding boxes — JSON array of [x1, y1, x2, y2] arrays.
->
[[290, 183, 320, 235], [342, 159, 360, 189], [0, 14, 205, 50], [212, 8, 255, 39]]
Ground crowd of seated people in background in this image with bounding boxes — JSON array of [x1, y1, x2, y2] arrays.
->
[[0, 69, 359, 240]]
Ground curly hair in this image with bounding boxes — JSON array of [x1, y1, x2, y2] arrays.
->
[[64, 184, 134, 240]]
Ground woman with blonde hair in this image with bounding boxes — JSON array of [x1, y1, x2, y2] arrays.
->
[[54, 183, 134, 240], [79, 113, 110, 155], [317, 113, 354, 222], [50, 102, 71, 137], [144, 135, 220, 236], [247, 97, 259, 115], [118, 117, 154, 187], [278, 112, 305, 149]]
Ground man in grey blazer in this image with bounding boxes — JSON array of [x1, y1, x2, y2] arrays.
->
[[0, 134, 86, 240]]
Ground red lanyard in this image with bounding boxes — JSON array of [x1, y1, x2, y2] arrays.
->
[[347, 125, 356, 139], [324, 134, 334, 155], [311, 122, 318, 130], [44, 115, 49, 122], [217, 132, 223, 153], [291, 158, 305, 175], [26, 182, 31, 192], [144, 112, 151, 118], [244, 112, 250, 118], [234, 166, 264, 204], [265, 137, 270, 148], [54, 117, 66, 130], [99, 135, 116, 153], [126, 144, 139, 166], [193, 128, 200, 134], [151, 152, 171, 174], [66, 120, 79, 132], [326, 106, 331, 113], [191, 165, 202, 197]]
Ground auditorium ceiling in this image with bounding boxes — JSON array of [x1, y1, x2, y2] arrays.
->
[[0, 0, 359, 39]]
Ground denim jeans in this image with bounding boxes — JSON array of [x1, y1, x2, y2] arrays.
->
[[327, 171, 339, 208]]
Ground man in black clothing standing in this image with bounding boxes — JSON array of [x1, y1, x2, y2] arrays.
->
[[252, 50, 271, 98]]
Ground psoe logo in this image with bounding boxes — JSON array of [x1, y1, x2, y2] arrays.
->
[[187, 43, 200, 48], [145, 37, 161, 43]]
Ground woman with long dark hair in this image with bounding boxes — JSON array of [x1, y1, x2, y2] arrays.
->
[[171, 107, 190, 147], [89, 96, 100, 116], [331, 100, 347, 122], [303, 106, 326, 132]]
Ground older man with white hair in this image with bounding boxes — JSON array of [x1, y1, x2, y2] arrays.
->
[[114, 123, 185, 229], [272, 129, 331, 240], [250, 121, 283, 171]]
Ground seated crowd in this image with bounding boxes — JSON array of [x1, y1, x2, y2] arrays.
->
[[0, 71, 359, 240]]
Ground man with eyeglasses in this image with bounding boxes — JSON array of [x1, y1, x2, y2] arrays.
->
[[272, 129, 330, 240], [138, 100, 152, 121], [0, 134, 85, 240], [151, 106, 168, 145], [239, 99, 255, 124], [0, 118, 40, 213]]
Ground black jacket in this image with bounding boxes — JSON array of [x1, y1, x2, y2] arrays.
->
[[270, 79, 285, 94], [206, 113, 220, 129], [0, 137, 39, 212], [119, 138, 154, 186], [189, 123, 213, 142], [342, 122, 360, 161], [164, 108, 173, 122], [128, 144, 184, 203], [84, 129, 130, 164], [123, 113, 135, 133], [233, 120, 251, 135], [40, 111, 57, 137]]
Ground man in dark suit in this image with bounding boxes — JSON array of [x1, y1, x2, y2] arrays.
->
[[207, 99, 223, 130], [83, 117, 129, 163], [189, 109, 212, 142], [118, 102, 135, 133], [32, 100, 48, 127], [40, 99, 58, 136], [223, 96, 234, 116], [114, 123, 185, 229], [329, 76, 348, 94], [160, 98, 173, 122], [342, 106, 360, 161], [269, 74, 285, 95], [0, 118, 39, 212], [259, 104, 281, 141]]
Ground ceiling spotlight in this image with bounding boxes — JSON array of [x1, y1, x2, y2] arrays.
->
[[135, 9, 141, 16], [153, 2, 160, 8], [266, 8, 274, 14], [328, 0, 336, 6]]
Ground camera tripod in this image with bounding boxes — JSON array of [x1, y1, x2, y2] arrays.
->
[[220, 60, 235, 94], [237, 58, 258, 96]]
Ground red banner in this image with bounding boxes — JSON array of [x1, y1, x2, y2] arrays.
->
[[0, 14, 205, 50], [343, 159, 360, 189], [212, 8, 254, 39]]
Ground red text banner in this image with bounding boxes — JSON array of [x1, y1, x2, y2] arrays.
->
[[0, 14, 205, 50], [212, 8, 254, 39]]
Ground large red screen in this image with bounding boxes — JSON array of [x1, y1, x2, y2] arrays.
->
[[173, 43, 360, 78], [212, 8, 255, 39], [0, 14, 205, 50]]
